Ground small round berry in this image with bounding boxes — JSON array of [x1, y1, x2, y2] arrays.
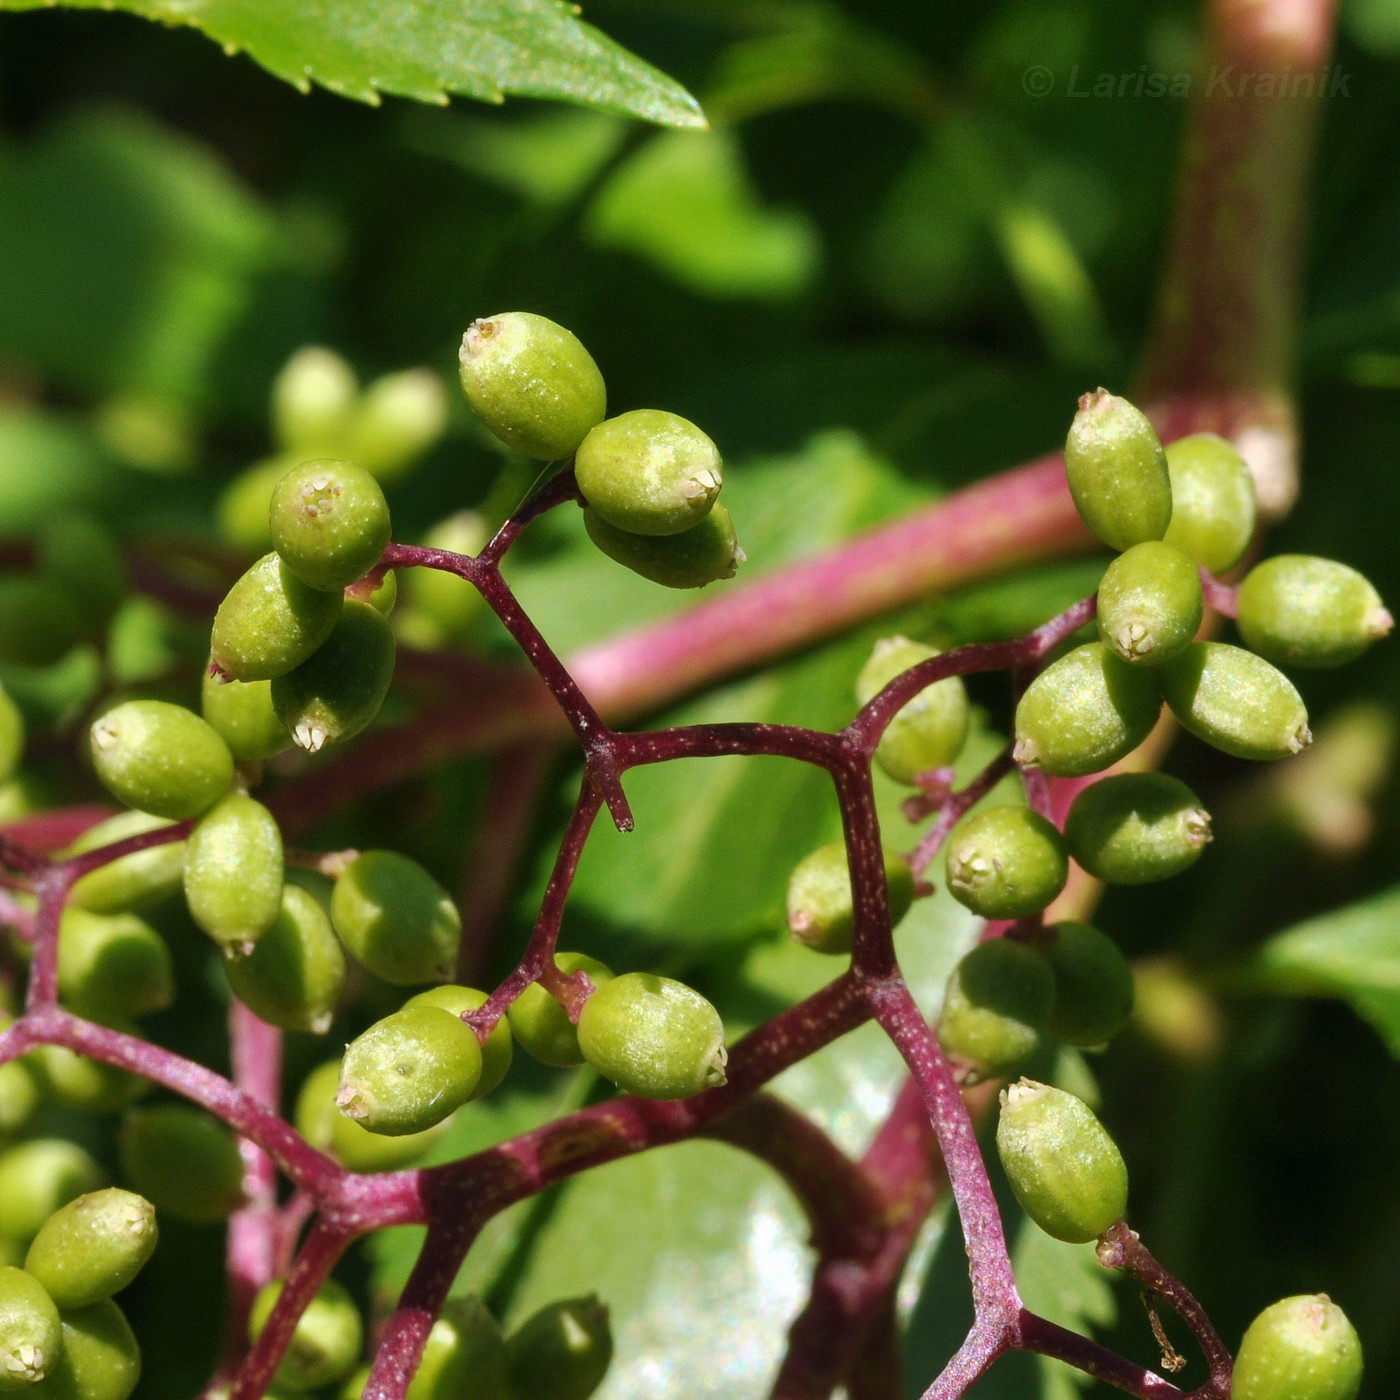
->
[[459, 313, 606, 460], [1065, 772, 1211, 885], [218, 457, 297, 553], [31, 1027, 152, 1115], [200, 669, 291, 765], [505, 1295, 612, 1400], [1233, 1294, 1362, 1400], [407, 1297, 507, 1400], [400, 512, 489, 647], [995, 1078, 1128, 1242], [403, 985, 513, 1099], [270, 459, 391, 593], [56, 908, 174, 1019], [0, 686, 21, 789], [1042, 922, 1134, 1047], [0, 1060, 39, 1139], [347, 369, 447, 482], [1162, 432, 1257, 573], [855, 637, 969, 784], [0, 1141, 104, 1244], [584, 503, 742, 589], [1064, 390, 1172, 552], [946, 806, 1068, 919], [273, 347, 357, 453], [0, 1264, 62, 1389], [250, 1279, 362, 1392], [67, 812, 186, 916], [507, 953, 613, 1069], [1096, 540, 1203, 666], [0, 577, 81, 668], [329, 851, 460, 986], [210, 553, 344, 682], [1014, 642, 1162, 777], [294, 1060, 448, 1173], [23, 1189, 157, 1310], [118, 1106, 244, 1225], [1162, 641, 1311, 760], [183, 792, 284, 955], [938, 939, 1055, 1082], [785, 842, 915, 955], [337, 1005, 482, 1136], [1237, 555, 1392, 669], [30, 1297, 141, 1400], [89, 700, 233, 820]]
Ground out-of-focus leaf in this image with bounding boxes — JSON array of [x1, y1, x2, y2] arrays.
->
[[0, 407, 112, 530], [1344, 0, 1400, 55], [0, 0, 704, 126]]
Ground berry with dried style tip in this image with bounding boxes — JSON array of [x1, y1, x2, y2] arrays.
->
[[855, 636, 970, 783], [0, 1141, 104, 1244], [330, 850, 459, 986], [459, 312, 606, 461], [785, 841, 915, 955], [250, 1279, 362, 1392], [67, 811, 185, 915], [1233, 1294, 1363, 1400], [404, 985, 513, 1098], [584, 502, 742, 588], [295, 1060, 448, 1173], [945, 806, 1068, 919], [88, 700, 233, 821], [118, 1107, 244, 1225], [938, 938, 1055, 1082], [406, 1297, 507, 1400], [200, 668, 291, 764], [1063, 389, 1172, 552], [505, 1295, 612, 1400], [1042, 921, 1134, 1047], [269, 458, 391, 592], [1096, 540, 1203, 666], [995, 1078, 1128, 1243], [1237, 555, 1392, 669], [1162, 432, 1257, 573], [32, 1297, 142, 1400], [183, 791, 284, 955], [507, 952, 613, 1068], [0, 1264, 62, 1389], [1161, 641, 1311, 760], [210, 552, 343, 682], [56, 907, 174, 1018], [23, 1189, 157, 1310], [1064, 772, 1211, 884]]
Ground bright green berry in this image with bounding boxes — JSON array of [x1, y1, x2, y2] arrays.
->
[[938, 939, 1055, 1082], [0, 1265, 62, 1389], [854, 637, 970, 783], [1237, 555, 1392, 669], [1042, 922, 1134, 1047], [506, 953, 613, 1069], [0, 1060, 40, 1138], [294, 1060, 447, 1173], [785, 842, 915, 955], [67, 812, 185, 915], [329, 851, 459, 986], [1014, 642, 1162, 777], [1233, 1295, 1363, 1400], [23, 1190, 157, 1310], [946, 806, 1068, 919], [273, 347, 357, 454], [56, 908, 174, 1018], [1096, 540, 1203, 666], [459, 313, 606, 461], [995, 1078, 1128, 1242], [88, 701, 233, 820], [37, 516, 127, 641], [337, 1005, 482, 1136], [347, 369, 447, 482], [577, 973, 727, 1100], [251, 1279, 362, 1391], [1162, 641, 1311, 760], [269, 459, 391, 593], [30, 1024, 151, 1115], [0, 577, 81, 668], [403, 986, 512, 1099], [1065, 773, 1211, 884], [584, 502, 741, 589], [28, 1297, 141, 1400], [408, 1297, 507, 1400], [224, 884, 346, 1034], [200, 669, 290, 764], [118, 1107, 243, 1225], [0, 1141, 104, 1244], [1162, 432, 1257, 573], [0, 687, 21, 788], [505, 1296, 612, 1400], [1063, 390, 1172, 552], [210, 553, 344, 683], [218, 457, 298, 553], [184, 792, 284, 955], [400, 513, 488, 647], [272, 600, 396, 753]]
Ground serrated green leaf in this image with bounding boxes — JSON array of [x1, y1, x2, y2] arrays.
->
[[0, 0, 704, 126]]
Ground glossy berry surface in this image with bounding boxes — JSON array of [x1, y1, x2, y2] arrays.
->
[[269, 458, 391, 592], [507, 952, 613, 1068], [584, 502, 741, 588], [938, 938, 1055, 1082], [1096, 540, 1203, 666], [505, 1295, 612, 1400], [23, 1189, 156, 1310], [403, 984, 513, 1099], [1063, 390, 1172, 552], [295, 1060, 448, 1173], [0, 1141, 104, 1244], [945, 806, 1068, 919], [330, 850, 459, 986], [1162, 432, 1257, 573], [785, 841, 915, 954], [200, 669, 291, 764], [0, 1264, 63, 1389], [118, 1106, 244, 1225], [1064, 772, 1211, 884], [1237, 554, 1391, 669], [210, 552, 343, 682], [855, 636, 970, 784], [1042, 922, 1134, 1047], [251, 1279, 362, 1391], [89, 700, 233, 820], [1161, 641, 1311, 760], [1233, 1294, 1363, 1400], [31, 1297, 141, 1400], [183, 791, 284, 955]]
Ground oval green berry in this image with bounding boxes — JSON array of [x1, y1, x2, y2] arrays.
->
[[1233, 1295, 1363, 1400], [0, 577, 81, 668], [0, 1060, 40, 1139], [29, 1298, 141, 1400], [400, 512, 488, 647], [577, 973, 727, 1100], [1064, 390, 1172, 552], [337, 1005, 482, 1136], [89, 701, 233, 820], [403, 985, 512, 1099], [0, 1141, 104, 1244], [1042, 922, 1134, 1047], [273, 347, 357, 454], [584, 502, 741, 589], [270, 459, 391, 593], [330, 850, 459, 986], [946, 806, 1068, 919], [294, 1060, 447, 1173], [56, 908, 174, 1019], [1065, 773, 1211, 884], [506, 953, 612, 1069], [119, 1107, 243, 1225], [219, 456, 297, 553], [1237, 555, 1392, 669], [505, 1295, 612, 1400], [347, 369, 447, 482], [1162, 432, 1257, 573], [1096, 540, 1203, 666], [23, 1189, 156, 1310], [1162, 641, 1310, 760], [31, 1026, 151, 1115], [785, 842, 915, 955], [408, 1297, 507, 1400], [996, 1078, 1128, 1242], [459, 313, 606, 461], [251, 1279, 362, 1392], [855, 637, 970, 783], [1014, 642, 1162, 777], [938, 938, 1055, 1082], [37, 515, 127, 641], [0, 686, 22, 788], [201, 668, 292, 765], [210, 553, 344, 683], [68, 812, 185, 915], [0, 1264, 62, 1389], [184, 792, 284, 955]]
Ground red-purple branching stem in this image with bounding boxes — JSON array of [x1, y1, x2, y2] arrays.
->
[[1018, 1313, 1186, 1400], [907, 749, 1014, 876]]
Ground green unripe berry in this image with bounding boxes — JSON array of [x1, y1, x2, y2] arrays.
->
[[0, 1141, 104, 1244], [584, 502, 741, 589], [400, 512, 488, 646], [785, 842, 915, 955], [0, 577, 81, 668], [365, 569, 397, 615], [403, 985, 512, 1098], [224, 884, 346, 1034], [0, 687, 22, 788], [270, 459, 391, 593], [1042, 922, 1134, 1047], [1065, 773, 1211, 885], [408, 1297, 507, 1400], [218, 457, 297, 553], [273, 347, 357, 454], [184, 792, 284, 955], [1014, 642, 1162, 777], [0, 1265, 62, 1389], [329, 850, 459, 986], [1233, 1294, 1363, 1400], [995, 1078, 1128, 1242], [1064, 390, 1172, 552], [251, 1278, 362, 1391], [348, 369, 447, 482], [855, 637, 970, 783], [337, 1005, 482, 1136], [272, 600, 396, 754], [56, 908, 174, 1018], [946, 806, 1068, 919], [459, 313, 606, 461], [1162, 432, 1257, 573], [210, 553, 344, 683], [29, 1298, 141, 1400], [506, 952, 613, 1069], [1096, 540, 1203, 666], [37, 516, 127, 641], [31, 1027, 151, 1114], [89, 701, 233, 821], [577, 973, 727, 1100], [23, 1190, 156, 1310], [938, 939, 1054, 1082], [0, 1061, 40, 1138], [119, 1106, 243, 1225], [68, 812, 185, 915], [1162, 641, 1311, 760], [1237, 555, 1392, 669], [505, 1295, 612, 1400], [200, 669, 290, 764], [294, 1060, 447, 1172]]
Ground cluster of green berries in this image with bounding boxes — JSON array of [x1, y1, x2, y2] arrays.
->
[[459, 312, 742, 589]]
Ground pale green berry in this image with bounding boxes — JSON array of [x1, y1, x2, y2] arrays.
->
[[210, 553, 343, 682], [1161, 642, 1311, 760], [56, 908, 174, 1019], [1096, 540, 1203, 666], [407, 1297, 507, 1400], [218, 456, 297, 553], [1237, 555, 1392, 669], [184, 792, 284, 955], [347, 369, 447, 482], [946, 806, 1068, 919], [251, 1279, 362, 1392], [1064, 390, 1172, 552], [31, 1022, 152, 1115], [1064, 773, 1211, 884], [0, 1265, 62, 1389], [403, 985, 513, 1098], [89, 701, 233, 821], [119, 1107, 243, 1225], [0, 1141, 104, 1244], [1233, 1294, 1363, 1400], [785, 842, 915, 955], [506, 953, 613, 1069], [505, 1295, 612, 1400], [270, 459, 391, 593], [584, 503, 742, 589], [0, 686, 21, 789], [400, 513, 488, 646], [1042, 922, 1134, 1047], [0, 1061, 40, 1139], [1162, 432, 1256, 573], [67, 812, 185, 915], [23, 1190, 157, 1310], [27, 1297, 141, 1400], [855, 637, 969, 783], [329, 851, 459, 986], [294, 1060, 447, 1173], [200, 669, 291, 765], [938, 939, 1054, 1082], [273, 347, 358, 454]]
